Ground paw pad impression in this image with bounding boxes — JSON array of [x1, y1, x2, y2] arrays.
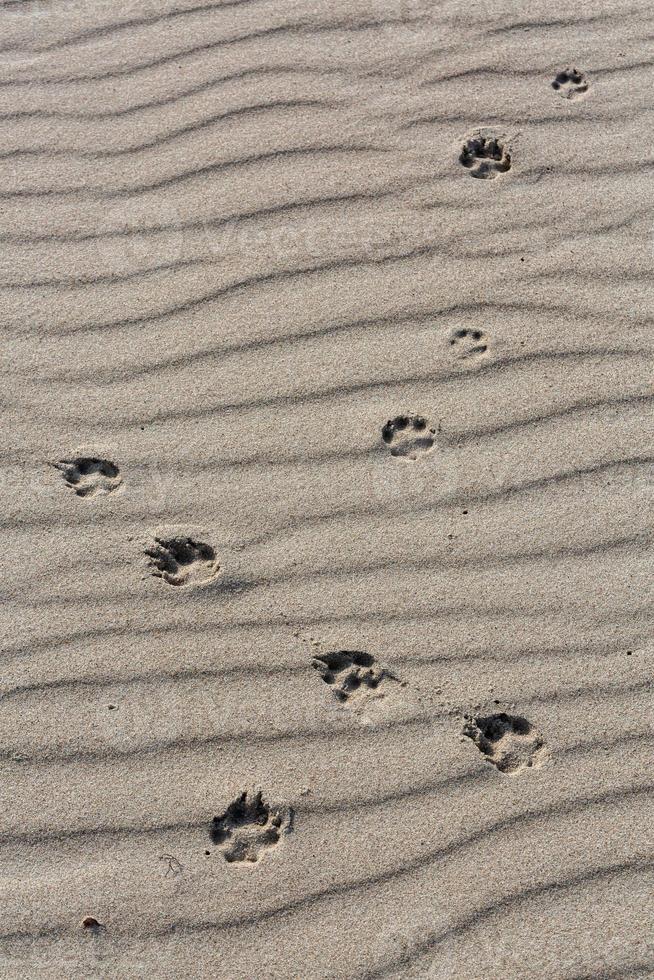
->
[[145, 536, 219, 587], [55, 457, 122, 498], [460, 135, 511, 179], [381, 415, 436, 459], [463, 712, 547, 774], [312, 649, 398, 705], [552, 67, 588, 99], [210, 791, 291, 863], [449, 327, 487, 358]]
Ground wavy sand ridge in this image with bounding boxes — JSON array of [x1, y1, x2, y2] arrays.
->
[[0, 0, 652, 977]]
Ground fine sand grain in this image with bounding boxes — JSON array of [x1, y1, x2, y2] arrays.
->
[[0, 0, 653, 977]]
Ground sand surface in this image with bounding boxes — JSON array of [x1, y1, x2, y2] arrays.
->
[[1, 0, 653, 977]]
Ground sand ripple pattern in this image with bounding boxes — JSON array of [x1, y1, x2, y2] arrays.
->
[[0, 0, 653, 978]]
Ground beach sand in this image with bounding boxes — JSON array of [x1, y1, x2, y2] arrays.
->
[[0, 0, 653, 976]]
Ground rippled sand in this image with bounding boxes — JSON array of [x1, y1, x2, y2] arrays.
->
[[0, 0, 653, 977]]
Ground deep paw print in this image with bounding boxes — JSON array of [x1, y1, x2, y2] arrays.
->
[[460, 135, 511, 179], [145, 536, 219, 587], [382, 415, 436, 459], [210, 791, 292, 863], [449, 327, 487, 359], [312, 650, 398, 705], [463, 712, 547, 775], [54, 457, 122, 498], [552, 67, 588, 100]]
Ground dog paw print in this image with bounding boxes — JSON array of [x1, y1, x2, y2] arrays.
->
[[145, 536, 219, 587], [210, 791, 292, 864], [463, 712, 547, 775], [449, 327, 488, 359], [459, 135, 511, 179], [382, 415, 436, 459], [54, 457, 122, 498], [552, 67, 588, 100], [312, 650, 399, 705]]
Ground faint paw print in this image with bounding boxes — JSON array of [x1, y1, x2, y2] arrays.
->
[[382, 415, 436, 459], [448, 327, 488, 359], [551, 67, 589, 100]]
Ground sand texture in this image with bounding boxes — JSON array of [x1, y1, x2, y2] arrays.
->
[[0, 0, 653, 977]]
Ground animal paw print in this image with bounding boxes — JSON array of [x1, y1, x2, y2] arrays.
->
[[312, 650, 398, 705], [449, 327, 487, 359], [210, 791, 291, 864], [460, 135, 511, 179], [382, 415, 436, 459], [552, 67, 588, 100], [145, 536, 219, 587], [54, 457, 122, 498], [463, 712, 547, 775]]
